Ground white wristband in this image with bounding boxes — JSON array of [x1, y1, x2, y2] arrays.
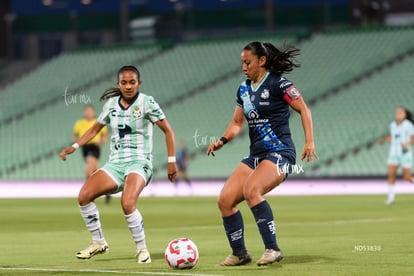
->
[[168, 156, 176, 163], [72, 143, 80, 150]]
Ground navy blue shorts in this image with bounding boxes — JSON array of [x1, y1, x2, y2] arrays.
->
[[241, 151, 296, 179]]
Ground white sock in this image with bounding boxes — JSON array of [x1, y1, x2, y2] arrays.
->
[[387, 184, 395, 200], [125, 209, 147, 250], [79, 202, 105, 241]]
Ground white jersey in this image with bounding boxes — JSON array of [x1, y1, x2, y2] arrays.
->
[[389, 119, 414, 156], [97, 93, 165, 163]]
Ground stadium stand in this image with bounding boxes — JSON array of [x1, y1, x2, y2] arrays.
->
[[0, 45, 161, 122], [2, 27, 414, 180], [302, 53, 414, 177], [289, 27, 414, 101], [0, 34, 294, 180]]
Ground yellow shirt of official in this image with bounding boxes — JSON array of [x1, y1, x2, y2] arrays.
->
[[73, 119, 107, 145]]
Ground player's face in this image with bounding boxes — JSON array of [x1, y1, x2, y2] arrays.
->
[[118, 70, 141, 101], [83, 106, 95, 120], [240, 50, 266, 82], [395, 107, 406, 123]]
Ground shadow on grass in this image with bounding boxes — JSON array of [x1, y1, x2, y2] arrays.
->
[[94, 252, 166, 262], [283, 255, 338, 264]]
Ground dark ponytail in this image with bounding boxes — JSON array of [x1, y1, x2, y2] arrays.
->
[[243, 41, 300, 74], [100, 87, 121, 101], [403, 107, 414, 124], [99, 65, 141, 101]]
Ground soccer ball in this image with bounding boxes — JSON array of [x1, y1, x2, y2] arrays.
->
[[165, 238, 199, 269]]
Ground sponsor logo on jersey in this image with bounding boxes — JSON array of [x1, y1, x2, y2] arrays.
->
[[248, 110, 259, 119], [259, 102, 269, 106], [261, 89, 270, 99], [280, 81, 292, 89], [111, 109, 131, 118]]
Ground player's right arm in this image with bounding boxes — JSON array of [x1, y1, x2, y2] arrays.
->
[[60, 122, 105, 161], [377, 135, 391, 144], [207, 106, 245, 156]]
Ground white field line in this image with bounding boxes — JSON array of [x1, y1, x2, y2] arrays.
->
[[0, 267, 225, 276]]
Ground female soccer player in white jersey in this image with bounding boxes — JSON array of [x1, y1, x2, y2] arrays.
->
[[207, 42, 318, 266], [378, 106, 414, 205], [60, 65, 177, 263]]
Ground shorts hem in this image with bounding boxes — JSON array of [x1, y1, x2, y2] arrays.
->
[[99, 168, 120, 186], [126, 171, 150, 186]]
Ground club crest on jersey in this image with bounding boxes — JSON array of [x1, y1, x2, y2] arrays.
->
[[133, 106, 142, 118], [261, 89, 270, 99]]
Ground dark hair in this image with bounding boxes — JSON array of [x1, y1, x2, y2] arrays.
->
[[100, 65, 141, 101], [400, 106, 414, 124], [243, 41, 300, 74]]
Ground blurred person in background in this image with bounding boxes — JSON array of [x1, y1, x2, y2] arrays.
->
[[378, 106, 414, 205], [174, 140, 192, 194]]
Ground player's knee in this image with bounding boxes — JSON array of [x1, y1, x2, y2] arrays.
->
[[78, 192, 91, 206], [403, 174, 412, 182], [121, 198, 136, 214], [217, 195, 232, 212], [242, 185, 259, 206]]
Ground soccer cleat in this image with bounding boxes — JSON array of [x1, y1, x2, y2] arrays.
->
[[386, 197, 395, 205], [76, 240, 109, 259], [136, 248, 152, 263], [220, 252, 252, 266], [256, 249, 284, 266]]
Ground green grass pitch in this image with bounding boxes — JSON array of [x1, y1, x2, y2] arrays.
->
[[0, 194, 413, 275]]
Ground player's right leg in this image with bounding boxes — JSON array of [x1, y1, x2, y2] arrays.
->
[[218, 162, 253, 266], [76, 169, 118, 259]]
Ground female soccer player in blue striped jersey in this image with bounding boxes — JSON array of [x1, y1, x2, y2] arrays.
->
[[378, 106, 414, 205], [60, 65, 177, 263], [207, 42, 318, 266]]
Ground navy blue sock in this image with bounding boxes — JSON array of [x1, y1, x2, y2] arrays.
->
[[250, 200, 280, 251], [222, 210, 247, 256]]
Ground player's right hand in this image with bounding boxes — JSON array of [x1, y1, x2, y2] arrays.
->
[[59, 147, 76, 161], [206, 140, 224, 157]]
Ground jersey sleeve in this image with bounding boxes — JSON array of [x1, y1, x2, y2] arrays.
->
[[97, 100, 111, 125], [145, 96, 166, 123], [279, 79, 301, 103], [236, 80, 250, 107], [236, 87, 243, 107]]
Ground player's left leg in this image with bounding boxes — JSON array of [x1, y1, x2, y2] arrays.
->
[[401, 152, 413, 184], [243, 160, 285, 266], [402, 167, 413, 183], [122, 172, 151, 263]]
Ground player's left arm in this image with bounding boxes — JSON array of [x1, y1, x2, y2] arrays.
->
[[289, 97, 318, 162], [156, 118, 177, 182]]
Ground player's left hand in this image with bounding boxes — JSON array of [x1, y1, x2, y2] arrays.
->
[[301, 141, 318, 162], [167, 162, 177, 182]]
